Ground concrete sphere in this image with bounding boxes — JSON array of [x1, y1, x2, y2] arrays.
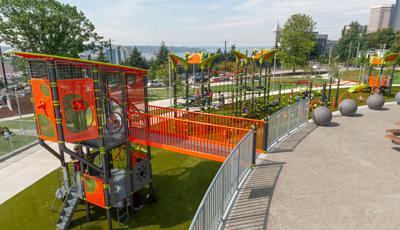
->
[[312, 106, 332, 126], [395, 92, 400, 105], [367, 94, 385, 110], [339, 99, 358, 116]]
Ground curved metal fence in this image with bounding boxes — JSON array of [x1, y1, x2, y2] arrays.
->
[[267, 98, 310, 150], [189, 127, 256, 230]]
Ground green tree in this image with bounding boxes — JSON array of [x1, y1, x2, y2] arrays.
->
[[334, 21, 367, 61], [124, 46, 148, 69], [0, 0, 102, 57], [154, 41, 169, 66], [366, 28, 395, 50], [97, 47, 107, 62], [278, 14, 317, 72], [391, 32, 400, 53], [156, 64, 169, 84]]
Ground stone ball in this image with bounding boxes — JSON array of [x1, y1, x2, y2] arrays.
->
[[367, 94, 385, 110], [395, 92, 400, 105], [339, 99, 358, 116], [312, 106, 332, 126]]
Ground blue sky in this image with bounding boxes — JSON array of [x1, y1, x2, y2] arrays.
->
[[59, 0, 394, 47]]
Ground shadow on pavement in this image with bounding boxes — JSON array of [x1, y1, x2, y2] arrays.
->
[[268, 123, 317, 154], [223, 160, 284, 230]]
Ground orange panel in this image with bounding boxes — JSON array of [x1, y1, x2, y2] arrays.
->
[[31, 79, 58, 142], [83, 174, 105, 208], [58, 79, 98, 142]]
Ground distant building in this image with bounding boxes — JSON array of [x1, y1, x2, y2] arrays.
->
[[272, 22, 282, 48], [368, 4, 394, 33], [104, 46, 132, 64], [326, 40, 338, 53], [391, 0, 400, 31], [315, 33, 328, 56]]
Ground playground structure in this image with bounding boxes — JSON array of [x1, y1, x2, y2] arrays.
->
[[366, 53, 399, 95], [13, 52, 266, 230], [167, 49, 318, 118]]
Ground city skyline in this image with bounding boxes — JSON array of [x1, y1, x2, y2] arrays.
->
[[57, 0, 394, 47]]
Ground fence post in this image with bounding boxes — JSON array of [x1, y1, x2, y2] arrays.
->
[[297, 101, 301, 128], [251, 125, 257, 166], [287, 106, 291, 134], [262, 116, 269, 151]]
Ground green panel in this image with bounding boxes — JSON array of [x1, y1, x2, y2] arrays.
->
[[39, 83, 50, 97], [85, 177, 96, 193], [62, 94, 93, 133], [37, 114, 55, 138]]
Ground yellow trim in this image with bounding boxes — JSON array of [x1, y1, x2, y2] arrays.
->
[[12, 51, 148, 72]]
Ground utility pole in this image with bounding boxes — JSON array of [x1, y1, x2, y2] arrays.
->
[[0, 46, 9, 94], [108, 39, 113, 64], [346, 40, 352, 71], [328, 45, 332, 66], [224, 40, 227, 73], [354, 42, 360, 68]]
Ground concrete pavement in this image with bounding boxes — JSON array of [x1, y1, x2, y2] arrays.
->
[[0, 142, 61, 204], [224, 102, 400, 230]]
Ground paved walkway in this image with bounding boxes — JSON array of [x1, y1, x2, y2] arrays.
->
[[224, 102, 400, 230], [0, 142, 63, 204]]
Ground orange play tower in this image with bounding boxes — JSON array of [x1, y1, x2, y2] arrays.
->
[[14, 52, 264, 230]]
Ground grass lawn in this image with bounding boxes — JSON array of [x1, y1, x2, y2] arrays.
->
[[0, 116, 36, 130], [0, 148, 221, 230], [341, 69, 400, 83]]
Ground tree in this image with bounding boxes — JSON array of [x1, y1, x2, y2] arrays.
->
[[334, 21, 367, 61], [278, 14, 316, 72], [156, 64, 169, 84], [154, 41, 169, 66], [366, 28, 395, 50], [0, 0, 102, 57], [124, 46, 148, 69], [97, 47, 107, 62]]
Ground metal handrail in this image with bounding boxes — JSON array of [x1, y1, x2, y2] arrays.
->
[[267, 98, 310, 150], [189, 127, 256, 230]]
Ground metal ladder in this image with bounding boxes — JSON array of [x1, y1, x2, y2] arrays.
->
[[56, 184, 80, 230]]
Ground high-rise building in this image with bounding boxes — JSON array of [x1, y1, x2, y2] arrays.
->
[[368, 4, 394, 33], [391, 0, 400, 31], [272, 22, 282, 48]]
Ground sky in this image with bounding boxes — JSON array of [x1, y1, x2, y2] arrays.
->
[[52, 0, 398, 47]]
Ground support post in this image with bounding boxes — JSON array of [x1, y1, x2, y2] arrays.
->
[[48, 61, 71, 191], [321, 82, 327, 105], [251, 60, 256, 110], [92, 67, 113, 230], [389, 64, 396, 96], [263, 117, 269, 151], [173, 70, 177, 108], [328, 77, 333, 101], [122, 73, 134, 212], [185, 70, 189, 111], [335, 78, 341, 109], [251, 126, 257, 166], [143, 76, 156, 202]]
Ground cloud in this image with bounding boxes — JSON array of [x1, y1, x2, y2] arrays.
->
[[58, 0, 395, 46]]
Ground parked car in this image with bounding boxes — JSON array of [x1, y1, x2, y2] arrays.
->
[[147, 79, 165, 88], [177, 96, 198, 106]]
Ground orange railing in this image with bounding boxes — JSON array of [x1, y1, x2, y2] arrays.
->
[[128, 112, 251, 162], [147, 105, 265, 151]]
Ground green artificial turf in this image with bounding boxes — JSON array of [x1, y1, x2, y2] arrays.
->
[[0, 148, 221, 230]]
